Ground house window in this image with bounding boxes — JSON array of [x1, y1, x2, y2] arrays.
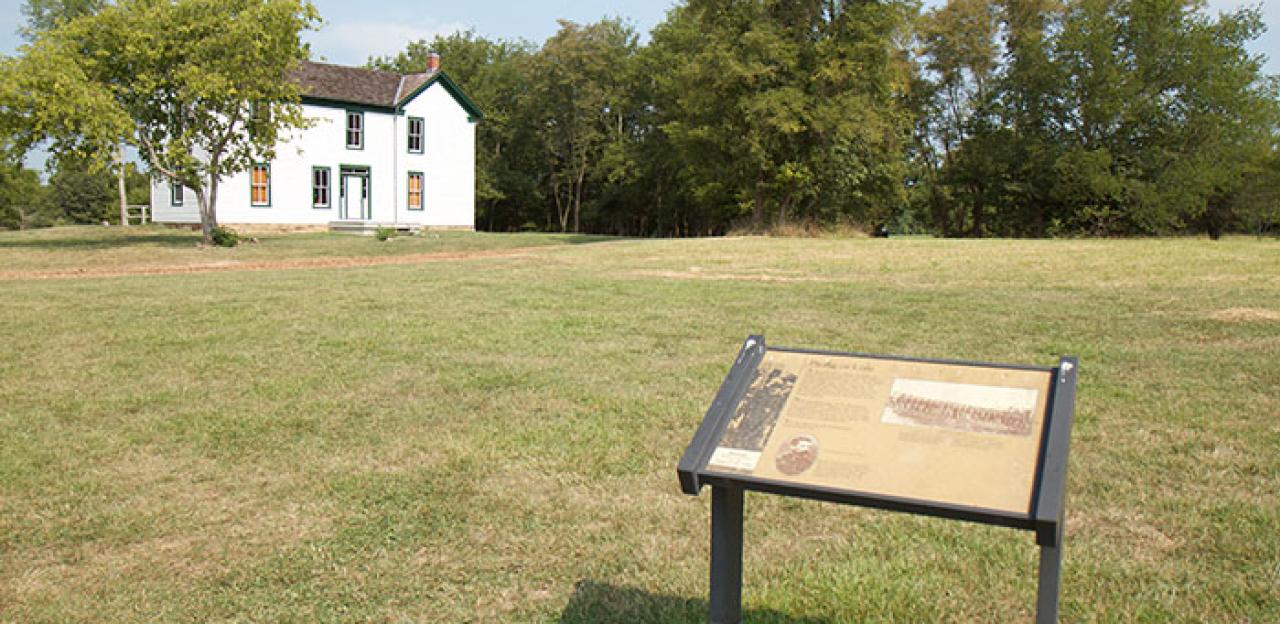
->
[[407, 172, 423, 210], [408, 117, 424, 153], [249, 101, 269, 141], [312, 167, 330, 208], [250, 164, 271, 207], [346, 111, 363, 149], [170, 182, 183, 207]]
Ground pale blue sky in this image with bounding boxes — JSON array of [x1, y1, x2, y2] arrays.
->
[[0, 0, 1276, 171], [307, 1, 1280, 72], [1, 1, 1275, 69]]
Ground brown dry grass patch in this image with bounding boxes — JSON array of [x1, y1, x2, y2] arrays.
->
[[0, 246, 548, 281], [2, 449, 335, 608], [630, 268, 832, 283], [1208, 307, 1280, 322]]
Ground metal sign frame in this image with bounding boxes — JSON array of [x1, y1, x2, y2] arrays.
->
[[677, 336, 1078, 624]]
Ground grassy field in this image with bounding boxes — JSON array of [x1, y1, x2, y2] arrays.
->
[[0, 226, 603, 273], [1, 227, 1277, 622]]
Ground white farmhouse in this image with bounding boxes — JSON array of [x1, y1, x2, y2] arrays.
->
[[151, 54, 480, 232]]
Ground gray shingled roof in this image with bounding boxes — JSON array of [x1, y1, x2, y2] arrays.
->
[[291, 60, 436, 108]]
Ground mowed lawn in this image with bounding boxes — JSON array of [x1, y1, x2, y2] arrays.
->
[[1, 227, 1277, 622], [0, 226, 603, 274]]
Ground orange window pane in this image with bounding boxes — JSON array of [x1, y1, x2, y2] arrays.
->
[[251, 166, 269, 204], [409, 174, 423, 208]]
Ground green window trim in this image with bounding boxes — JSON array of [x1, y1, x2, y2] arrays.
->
[[170, 182, 183, 207], [312, 166, 331, 209], [250, 163, 272, 207], [407, 171, 424, 211], [339, 164, 373, 220], [408, 117, 424, 153], [345, 110, 364, 150], [302, 96, 395, 114]]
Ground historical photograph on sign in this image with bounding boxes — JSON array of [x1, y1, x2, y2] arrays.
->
[[773, 434, 819, 475], [707, 365, 797, 474], [881, 378, 1038, 437]]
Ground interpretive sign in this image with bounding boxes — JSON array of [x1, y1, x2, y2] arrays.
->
[[678, 336, 1078, 624]]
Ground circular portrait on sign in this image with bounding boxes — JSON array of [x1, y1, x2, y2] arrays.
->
[[774, 434, 819, 476]]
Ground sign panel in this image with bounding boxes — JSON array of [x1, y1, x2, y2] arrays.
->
[[678, 337, 1079, 624], [701, 348, 1054, 515]]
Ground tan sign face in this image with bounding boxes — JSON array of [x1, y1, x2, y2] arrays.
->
[[705, 350, 1054, 515]]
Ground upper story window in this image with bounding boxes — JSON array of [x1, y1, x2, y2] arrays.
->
[[345, 111, 363, 149], [250, 164, 271, 207], [408, 117, 424, 153], [170, 182, 183, 207], [248, 101, 269, 141]]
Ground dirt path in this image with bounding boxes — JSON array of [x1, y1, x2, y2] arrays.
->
[[0, 246, 548, 281]]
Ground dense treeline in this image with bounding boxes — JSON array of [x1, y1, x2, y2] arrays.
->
[[372, 0, 1280, 238], [910, 0, 1280, 238], [0, 158, 149, 230]]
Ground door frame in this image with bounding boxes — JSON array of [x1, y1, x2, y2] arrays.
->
[[339, 165, 372, 220]]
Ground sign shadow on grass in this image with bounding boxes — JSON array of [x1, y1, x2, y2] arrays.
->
[[559, 580, 830, 624]]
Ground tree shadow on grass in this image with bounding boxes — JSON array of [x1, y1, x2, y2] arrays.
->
[[559, 580, 830, 624], [0, 228, 621, 250], [0, 230, 198, 250], [546, 233, 620, 245]]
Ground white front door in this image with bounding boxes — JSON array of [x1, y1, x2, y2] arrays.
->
[[342, 175, 368, 220]]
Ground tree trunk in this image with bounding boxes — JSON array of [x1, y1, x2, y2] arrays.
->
[[1205, 201, 1225, 241], [116, 145, 129, 227], [573, 163, 586, 234], [752, 174, 766, 231], [208, 175, 220, 237], [195, 188, 211, 242], [970, 183, 984, 237], [777, 193, 793, 230], [930, 183, 949, 236], [553, 180, 569, 232], [197, 174, 220, 244]]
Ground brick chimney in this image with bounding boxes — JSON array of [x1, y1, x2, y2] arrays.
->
[[426, 52, 441, 73]]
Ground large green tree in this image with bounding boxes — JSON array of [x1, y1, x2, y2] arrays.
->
[[912, 0, 1279, 237], [2, 0, 320, 242], [370, 32, 543, 232], [530, 19, 638, 233], [14, 0, 137, 227], [47, 155, 115, 224], [0, 163, 50, 230], [652, 0, 915, 232], [1048, 0, 1278, 236], [19, 0, 105, 40], [915, 0, 1003, 236]]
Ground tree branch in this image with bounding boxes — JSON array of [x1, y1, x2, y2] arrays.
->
[[139, 133, 180, 182]]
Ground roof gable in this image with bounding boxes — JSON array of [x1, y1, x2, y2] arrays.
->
[[395, 72, 484, 120], [291, 60, 483, 119]]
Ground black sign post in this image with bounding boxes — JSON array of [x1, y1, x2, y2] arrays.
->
[[709, 484, 744, 624], [678, 336, 1078, 624]]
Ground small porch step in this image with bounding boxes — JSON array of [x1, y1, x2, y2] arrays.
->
[[328, 221, 421, 236]]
